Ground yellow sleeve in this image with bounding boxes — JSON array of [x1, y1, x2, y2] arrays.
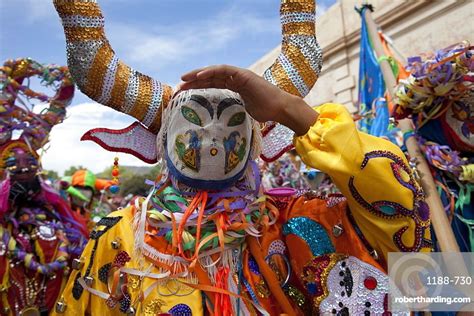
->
[[294, 103, 432, 262]]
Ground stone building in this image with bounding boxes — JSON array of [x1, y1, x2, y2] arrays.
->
[[249, 0, 474, 112]]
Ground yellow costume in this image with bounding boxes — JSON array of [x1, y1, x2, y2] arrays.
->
[[53, 104, 431, 315]]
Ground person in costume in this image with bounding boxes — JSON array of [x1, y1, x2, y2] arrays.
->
[[394, 42, 473, 252], [66, 169, 116, 226], [51, 1, 431, 315], [260, 151, 311, 191], [0, 58, 89, 315]]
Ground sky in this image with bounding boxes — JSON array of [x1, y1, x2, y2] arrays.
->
[[0, 0, 336, 175]]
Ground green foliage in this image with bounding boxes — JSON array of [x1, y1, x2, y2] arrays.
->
[[44, 170, 59, 181], [119, 165, 161, 197], [63, 165, 85, 177]]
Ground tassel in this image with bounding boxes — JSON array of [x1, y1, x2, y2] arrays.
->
[[215, 266, 232, 316]]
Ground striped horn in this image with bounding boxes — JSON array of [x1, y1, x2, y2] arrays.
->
[[53, 0, 173, 133], [263, 0, 322, 97], [260, 0, 322, 162]]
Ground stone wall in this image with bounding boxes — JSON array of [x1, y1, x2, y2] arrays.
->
[[249, 0, 474, 113]]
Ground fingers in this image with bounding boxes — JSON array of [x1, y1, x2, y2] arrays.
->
[[181, 65, 240, 82], [180, 67, 205, 81], [178, 78, 230, 92]]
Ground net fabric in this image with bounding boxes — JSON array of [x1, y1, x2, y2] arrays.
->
[[81, 122, 158, 163]]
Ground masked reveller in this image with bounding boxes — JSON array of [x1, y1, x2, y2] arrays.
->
[[0, 58, 88, 315], [52, 1, 431, 315]]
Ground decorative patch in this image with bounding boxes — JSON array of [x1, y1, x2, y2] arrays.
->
[[448, 99, 473, 140], [73, 216, 122, 300], [285, 284, 308, 312], [98, 263, 112, 284], [319, 256, 391, 315], [223, 131, 247, 174], [348, 150, 431, 252], [175, 130, 202, 172], [72, 273, 84, 300], [168, 303, 192, 316], [268, 239, 286, 256], [248, 257, 261, 276], [144, 298, 166, 316], [300, 253, 347, 311], [119, 292, 131, 313], [283, 217, 335, 256], [90, 216, 122, 240]]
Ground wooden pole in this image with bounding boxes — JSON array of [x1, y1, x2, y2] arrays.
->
[[363, 10, 474, 313], [363, 9, 462, 254]]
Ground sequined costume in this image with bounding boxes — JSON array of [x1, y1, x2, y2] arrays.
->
[[0, 58, 88, 315], [50, 1, 431, 315]]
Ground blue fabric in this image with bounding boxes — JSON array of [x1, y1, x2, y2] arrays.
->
[[357, 7, 387, 136], [431, 173, 474, 252], [417, 116, 450, 146]]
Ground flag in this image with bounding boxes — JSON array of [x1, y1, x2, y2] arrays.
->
[[356, 6, 387, 136]]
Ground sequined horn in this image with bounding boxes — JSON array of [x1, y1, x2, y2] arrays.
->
[[259, 0, 322, 162], [263, 0, 322, 97], [53, 0, 173, 133]]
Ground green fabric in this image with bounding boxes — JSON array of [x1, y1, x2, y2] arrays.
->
[[455, 213, 474, 252], [83, 170, 97, 189], [377, 55, 399, 79], [66, 186, 88, 201]]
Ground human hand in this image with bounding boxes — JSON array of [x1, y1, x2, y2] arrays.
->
[[180, 65, 318, 136]]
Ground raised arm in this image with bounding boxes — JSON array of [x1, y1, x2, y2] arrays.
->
[[181, 65, 432, 262]]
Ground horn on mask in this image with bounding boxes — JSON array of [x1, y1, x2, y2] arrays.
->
[[261, 0, 322, 162], [53, 0, 173, 133]]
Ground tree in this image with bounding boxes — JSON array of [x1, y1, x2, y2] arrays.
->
[[64, 165, 85, 177], [44, 170, 59, 181]]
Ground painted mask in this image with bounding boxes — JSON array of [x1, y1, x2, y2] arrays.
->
[[163, 89, 253, 190]]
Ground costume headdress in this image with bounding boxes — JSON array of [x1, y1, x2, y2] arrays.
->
[[0, 58, 74, 166], [53, 0, 322, 164], [394, 42, 474, 152]]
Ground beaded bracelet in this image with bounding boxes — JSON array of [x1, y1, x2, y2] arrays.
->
[[402, 129, 416, 150]]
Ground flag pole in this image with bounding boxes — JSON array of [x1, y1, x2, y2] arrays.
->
[[362, 8, 461, 254]]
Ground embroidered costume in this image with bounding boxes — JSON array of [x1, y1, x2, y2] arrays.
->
[[0, 58, 88, 315], [51, 0, 431, 315]]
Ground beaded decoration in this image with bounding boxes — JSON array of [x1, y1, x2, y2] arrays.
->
[[348, 150, 432, 252], [109, 156, 120, 194], [283, 217, 335, 257], [318, 256, 400, 315]]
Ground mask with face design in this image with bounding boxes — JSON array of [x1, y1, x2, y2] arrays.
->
[[161, 89, 253, 190]]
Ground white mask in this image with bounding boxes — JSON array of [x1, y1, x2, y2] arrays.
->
[[163, 89, 253, 190]]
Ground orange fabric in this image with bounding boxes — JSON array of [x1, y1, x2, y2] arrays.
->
[[247, 236, 296, 316], [94, 178, 113, 190], [194, 263, 217, 308], [380, 32, 409, 113], [285, 196, 384, 272]]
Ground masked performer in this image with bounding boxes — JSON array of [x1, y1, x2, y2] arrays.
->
[[0, 58, 88, 315], [52, 1, 431, 315], [394, 42, 473, 252]]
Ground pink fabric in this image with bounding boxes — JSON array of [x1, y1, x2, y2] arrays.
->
[[40, 181, 88, 237], [0, 176, 10, 216]]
